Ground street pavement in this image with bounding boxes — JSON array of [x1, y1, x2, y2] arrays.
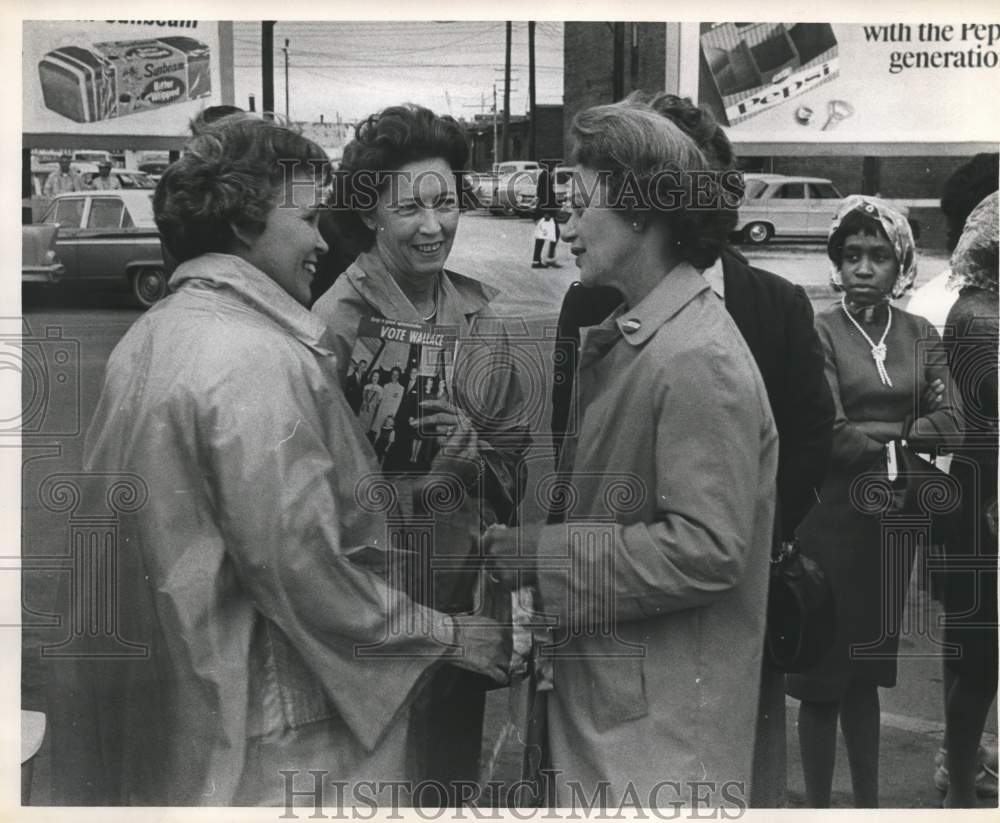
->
[[446, 210, 951, 319], [19, 211, 994, 809]]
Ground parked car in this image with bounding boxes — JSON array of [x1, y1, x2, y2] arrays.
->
[[735, 174, 846, 244], [22, 223, 64, 285], [735, 173, 916, 245], [552, 165, 574, 206], [73, 164, 157, 190], [137, 159, 171, 182], [40, 190, 170, 308], [26, 162, 156, 223], [489, 161, 542, 216]]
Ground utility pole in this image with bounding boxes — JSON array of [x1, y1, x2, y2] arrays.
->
[[528, 21, 537, 161], [262, 21, 275, 117], [492, 84, 498, 167], [612, 22, 626, 102], [501, 21, 511, 163], [630, 23, 640, 91], [283, 38, 290, 121]]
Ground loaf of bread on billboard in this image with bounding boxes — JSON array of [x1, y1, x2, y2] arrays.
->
[[38, 36, 212, 123]]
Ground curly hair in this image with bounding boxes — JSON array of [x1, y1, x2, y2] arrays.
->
[[569, 95, 740, 269], [329, 104, 470, 253], [155, 117, 328, 263], [643, 92, 737, 173]]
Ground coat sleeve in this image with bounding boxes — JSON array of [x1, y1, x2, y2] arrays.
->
[[201, 354, 454, 752], [774, 286, 835, 540], [534, 343, 776, 623], [907, 319, 963, 450], [459, 316, 533, 525]]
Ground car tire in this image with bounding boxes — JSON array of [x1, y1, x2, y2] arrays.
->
[[132, 267, 168, 308], [743, 222, 773, 245]]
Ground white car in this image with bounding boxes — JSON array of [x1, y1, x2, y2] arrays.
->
[[735, 173, 917, 246], [489, 161, 541, 216], [735, 174, 845, 245], [72, 164, 157, 190]]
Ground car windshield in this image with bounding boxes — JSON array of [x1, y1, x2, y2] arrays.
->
[[745, 179, 768, 199]]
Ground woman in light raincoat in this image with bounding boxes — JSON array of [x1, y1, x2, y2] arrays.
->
[[312, 104, 531, 803], [486, 97, 778, 809], [47, 117, 508, 806]]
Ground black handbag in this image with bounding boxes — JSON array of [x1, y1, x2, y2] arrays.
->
[[887, 440, 948, 509], [766, 539, 837, 673], [885, 439, 961, 545]]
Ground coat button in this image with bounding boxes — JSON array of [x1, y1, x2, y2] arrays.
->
[[621, 319, 641, 334]]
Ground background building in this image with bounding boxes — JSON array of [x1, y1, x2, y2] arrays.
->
[[563, 22, 997, 250]]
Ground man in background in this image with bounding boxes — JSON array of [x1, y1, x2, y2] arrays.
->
[[88, 160, 121, 191], [42, 153, 81, 195]]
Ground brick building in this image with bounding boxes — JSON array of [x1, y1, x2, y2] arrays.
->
[[464, 104, 565, 170]]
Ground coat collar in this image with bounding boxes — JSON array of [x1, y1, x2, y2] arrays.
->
[[614, 262, 711, 347], [168, 253, 333, 353], [342, 249, 499, 325]]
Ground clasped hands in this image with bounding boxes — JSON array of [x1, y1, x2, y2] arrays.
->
[[445, 524, 543, 686]]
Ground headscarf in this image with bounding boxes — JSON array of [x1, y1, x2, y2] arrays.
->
[[828, 195, 917, 299], [949, 191, 999, 294]]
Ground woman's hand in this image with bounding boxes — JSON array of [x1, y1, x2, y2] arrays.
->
[[416, 399, 480, 450], [447, 614, 511, 684], [921, 378, 946, 412]]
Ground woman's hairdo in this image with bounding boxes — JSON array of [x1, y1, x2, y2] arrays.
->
[[330, 104, 471, 251], [154, 117, 328, 263], [827, 209, 891, 268], [643, 92, 737, 172], [569, 93, 740, 269]]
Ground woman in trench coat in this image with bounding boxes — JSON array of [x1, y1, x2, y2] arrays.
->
[[49, 117, 508, 806], [486, 96, 778, 809]]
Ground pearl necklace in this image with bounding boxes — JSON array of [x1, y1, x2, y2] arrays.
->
[[841, 295, 893, 387], [419, 278, 440, 323]]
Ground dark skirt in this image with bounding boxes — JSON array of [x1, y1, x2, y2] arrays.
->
[[786, 466, 917, 702], [939, 452, 998, 689]]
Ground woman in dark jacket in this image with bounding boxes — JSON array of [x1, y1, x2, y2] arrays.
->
[[939, 192, 999, 807]]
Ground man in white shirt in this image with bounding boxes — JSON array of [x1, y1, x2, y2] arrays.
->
[[88, 160, 121, 191], [42, 154, 82, 195]]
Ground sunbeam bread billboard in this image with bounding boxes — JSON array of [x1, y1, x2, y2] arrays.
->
[[26, 21, 229, 138]]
